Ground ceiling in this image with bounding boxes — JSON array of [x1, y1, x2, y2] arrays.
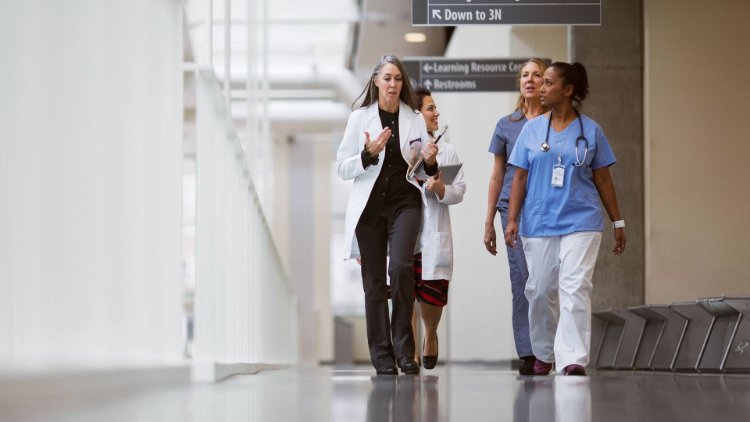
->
[[355, 0, 448, 80], [184, 0, 450, 137]]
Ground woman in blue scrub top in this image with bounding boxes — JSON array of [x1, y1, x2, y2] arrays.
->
[[504, 62, 626, 376], [484, 58, 548, 375]]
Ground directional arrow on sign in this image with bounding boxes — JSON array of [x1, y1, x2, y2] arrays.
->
[[413, 0, 601, 26], [423, 63, 433, 73], [424, 79, 432, 90]]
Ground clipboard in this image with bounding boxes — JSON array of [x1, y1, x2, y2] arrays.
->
[[438, 163, 463, 185], [417, 162, 462, 185]]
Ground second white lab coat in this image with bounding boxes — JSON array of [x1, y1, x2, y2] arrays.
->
[[417, 141, 466, 281]]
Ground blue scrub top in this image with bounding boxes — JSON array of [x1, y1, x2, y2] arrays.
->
[[507, 113, 617, 237], [488, 110, 526, 210]]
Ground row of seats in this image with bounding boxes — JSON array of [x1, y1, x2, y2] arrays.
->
[[591, 296, 750, 373]]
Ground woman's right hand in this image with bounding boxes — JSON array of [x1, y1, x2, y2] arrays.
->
[[364, 128, 391, 157], [422, 141, 438, 166], [484, 222, 497, 255], [504, 220, 519, 248]]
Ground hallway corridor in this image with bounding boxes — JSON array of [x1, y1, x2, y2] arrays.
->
[[3, 365, 749, 421]]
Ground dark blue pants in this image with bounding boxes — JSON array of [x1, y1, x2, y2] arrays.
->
[[499, 207, 533, 358]]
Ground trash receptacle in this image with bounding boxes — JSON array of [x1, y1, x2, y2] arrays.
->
[[670, 301, 714, 372], [613, 310, 647, 370], [628, 305, 667, 370], [592, 310, 626, 370], [696, 296, 742, 373], [649, 305, 688, 371], [720, 297, 750, 373], [590, 311, 609, 369]]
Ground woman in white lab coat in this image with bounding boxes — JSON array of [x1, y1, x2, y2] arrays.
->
[[336, 55, 437, 375], [411, 87, 466, 369]]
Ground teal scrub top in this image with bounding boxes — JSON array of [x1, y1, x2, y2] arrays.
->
[[488, 110, 527, 210], [507, 113, 617, 237]]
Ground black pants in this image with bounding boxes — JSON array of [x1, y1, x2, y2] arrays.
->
[[356, 208, 421, 369]]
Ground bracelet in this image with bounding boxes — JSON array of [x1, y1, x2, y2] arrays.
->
[[612, 220, 625, 229]]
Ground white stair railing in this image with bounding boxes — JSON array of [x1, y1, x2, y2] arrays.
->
[[191, 69, 298, 382]]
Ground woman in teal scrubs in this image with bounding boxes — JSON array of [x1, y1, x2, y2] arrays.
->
[[504, 62, 626, 376]]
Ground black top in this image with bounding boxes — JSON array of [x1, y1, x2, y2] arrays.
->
[[359, 108, 430, 226]]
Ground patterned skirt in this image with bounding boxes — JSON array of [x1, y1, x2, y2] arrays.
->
[[412, 253, 449, 307]]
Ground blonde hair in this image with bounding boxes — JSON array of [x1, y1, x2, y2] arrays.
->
[[509, 58, 549, 122]]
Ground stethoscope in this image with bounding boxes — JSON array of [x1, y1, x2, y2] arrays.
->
[[540, 110, 588, 167]]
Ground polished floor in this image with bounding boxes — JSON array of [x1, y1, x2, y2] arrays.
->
[[3, 364, 750, 421]]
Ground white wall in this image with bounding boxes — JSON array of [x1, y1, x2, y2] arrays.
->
[[644, 0, 750, 303], [313, 140, 334, 362], [272, 134, 333, 364], [439, 26, 568, 361], [0, 1, 184, 367]]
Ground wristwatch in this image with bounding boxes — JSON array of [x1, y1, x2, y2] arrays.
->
[[612, 220, 626, 229]]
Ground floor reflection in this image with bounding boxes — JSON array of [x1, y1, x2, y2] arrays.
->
[[513, 376, 591, 422], [356, 369, 590, 422], [554, 376, 591, 422], [7, 365, 750, 421], [364, 375, 443, 421]]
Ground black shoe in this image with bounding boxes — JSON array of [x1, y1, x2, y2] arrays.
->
[[397, 357, 420, 375], [376, 366, 398, 375], [519, 356, 537, 375], [423, 337, 439, 370]]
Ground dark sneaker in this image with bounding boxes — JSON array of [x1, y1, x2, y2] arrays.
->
[[519, 356, 537, 375], [563, 364, 586, 376], [533, 359, 553, 375]]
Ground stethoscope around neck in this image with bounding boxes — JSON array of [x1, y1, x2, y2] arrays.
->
[[540, 110, 588, 167]]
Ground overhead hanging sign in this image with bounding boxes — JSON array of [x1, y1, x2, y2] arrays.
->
[[404, 58, 548, 93], [412, 0, 601, 26]]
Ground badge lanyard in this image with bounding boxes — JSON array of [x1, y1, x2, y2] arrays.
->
[[540, 111, 589, 187]]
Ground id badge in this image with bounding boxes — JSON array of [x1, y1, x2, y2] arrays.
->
[[551, 164, 565, 187]]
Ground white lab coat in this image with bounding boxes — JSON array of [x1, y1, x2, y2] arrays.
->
[[417, 141, 466, 281], [336, 101, 433, 259]]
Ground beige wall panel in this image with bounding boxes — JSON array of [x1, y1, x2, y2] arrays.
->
[[645, 0, 750, 302]]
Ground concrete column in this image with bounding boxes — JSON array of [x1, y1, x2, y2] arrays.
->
[[571, 0, 645, 309]]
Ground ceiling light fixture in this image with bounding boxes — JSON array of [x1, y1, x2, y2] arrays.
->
[[404, 32, 427, 43]]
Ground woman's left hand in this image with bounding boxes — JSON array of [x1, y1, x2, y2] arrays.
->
[[613, 228, 626, 255], [425, 171, 445, 199]]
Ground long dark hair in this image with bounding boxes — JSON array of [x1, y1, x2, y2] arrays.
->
[[548, 61, 589, 109], [352, 55, 418, 111]]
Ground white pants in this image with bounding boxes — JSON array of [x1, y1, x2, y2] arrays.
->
[[521, 232, 602, 371]]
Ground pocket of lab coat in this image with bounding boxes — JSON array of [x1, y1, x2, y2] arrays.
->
[[422, 232, 452, 278]]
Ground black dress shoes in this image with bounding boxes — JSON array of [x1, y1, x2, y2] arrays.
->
[[397, 357, 420, 375], [376, 366, 398, 375], [423, 337, 439, 370]]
